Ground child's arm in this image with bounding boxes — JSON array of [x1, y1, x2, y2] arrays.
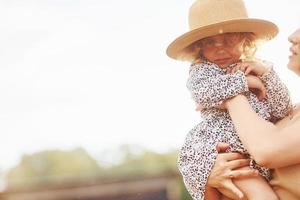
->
[[258, 63, 292, 120], [187, 64, 249, 109], [230, 61, 292, 120]]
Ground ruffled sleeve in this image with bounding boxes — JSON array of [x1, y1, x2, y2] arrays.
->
[[259, 62, 292, 120], [187, 64, 249, 109]]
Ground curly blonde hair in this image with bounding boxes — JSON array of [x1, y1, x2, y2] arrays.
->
[[178, 32, 258, 64]]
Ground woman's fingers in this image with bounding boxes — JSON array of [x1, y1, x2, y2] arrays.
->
[[221, 152, 246, 161], [228, 159, 251, 169], [229, 169, 259, 179]]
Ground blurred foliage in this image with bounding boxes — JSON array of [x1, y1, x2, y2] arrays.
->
[[103, 145, 179, 178], [4, 145, 192, 200], [6, 148, 101, 189]]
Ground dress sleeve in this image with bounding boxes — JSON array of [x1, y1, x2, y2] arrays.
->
[[259, 63, 293, 120], [187, 65, 249, 109], [178, 126, 218, 200]]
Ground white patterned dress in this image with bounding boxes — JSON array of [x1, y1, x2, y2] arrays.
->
[[178, 61, 292, 200]]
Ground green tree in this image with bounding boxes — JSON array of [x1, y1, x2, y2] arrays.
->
[[6, 148, 101, 189], [98, 144, 178, 178]]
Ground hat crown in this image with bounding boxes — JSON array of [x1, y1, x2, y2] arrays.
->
[[189, 0, 248, 30]]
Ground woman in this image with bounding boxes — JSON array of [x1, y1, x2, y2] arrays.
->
[[206, 28, 300, 199]]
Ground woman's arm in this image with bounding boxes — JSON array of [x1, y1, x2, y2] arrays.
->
[[226, 94, 300, 168]]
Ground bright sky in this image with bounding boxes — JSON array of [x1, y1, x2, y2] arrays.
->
[[0, 0, 299, 171]]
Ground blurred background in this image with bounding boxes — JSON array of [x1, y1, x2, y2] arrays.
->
[[0, 0, 299, 199]]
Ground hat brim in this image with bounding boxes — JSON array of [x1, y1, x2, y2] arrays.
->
[[166, 19, 278, 60]]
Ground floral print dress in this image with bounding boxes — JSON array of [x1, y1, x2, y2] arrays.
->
[[178, 61, 292, 200]]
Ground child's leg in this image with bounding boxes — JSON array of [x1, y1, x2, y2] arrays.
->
[[204, 186, 222, 199], [232, 167, 278, 200], [218, 188, 241, 200], [220, 196, 233, 200], [204, 186, 236, 200]]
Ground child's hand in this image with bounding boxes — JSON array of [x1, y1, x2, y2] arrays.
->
[[246, 75, 266, 101], [227, 61, 269, 76]]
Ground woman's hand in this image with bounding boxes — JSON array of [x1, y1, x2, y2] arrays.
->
[[207, 143, 259, 199]]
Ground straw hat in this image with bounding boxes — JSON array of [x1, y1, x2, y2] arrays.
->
[[166, 0, 278, 60]]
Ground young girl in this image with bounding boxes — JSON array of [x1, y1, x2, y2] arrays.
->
[[166, 0, 292, 199]]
